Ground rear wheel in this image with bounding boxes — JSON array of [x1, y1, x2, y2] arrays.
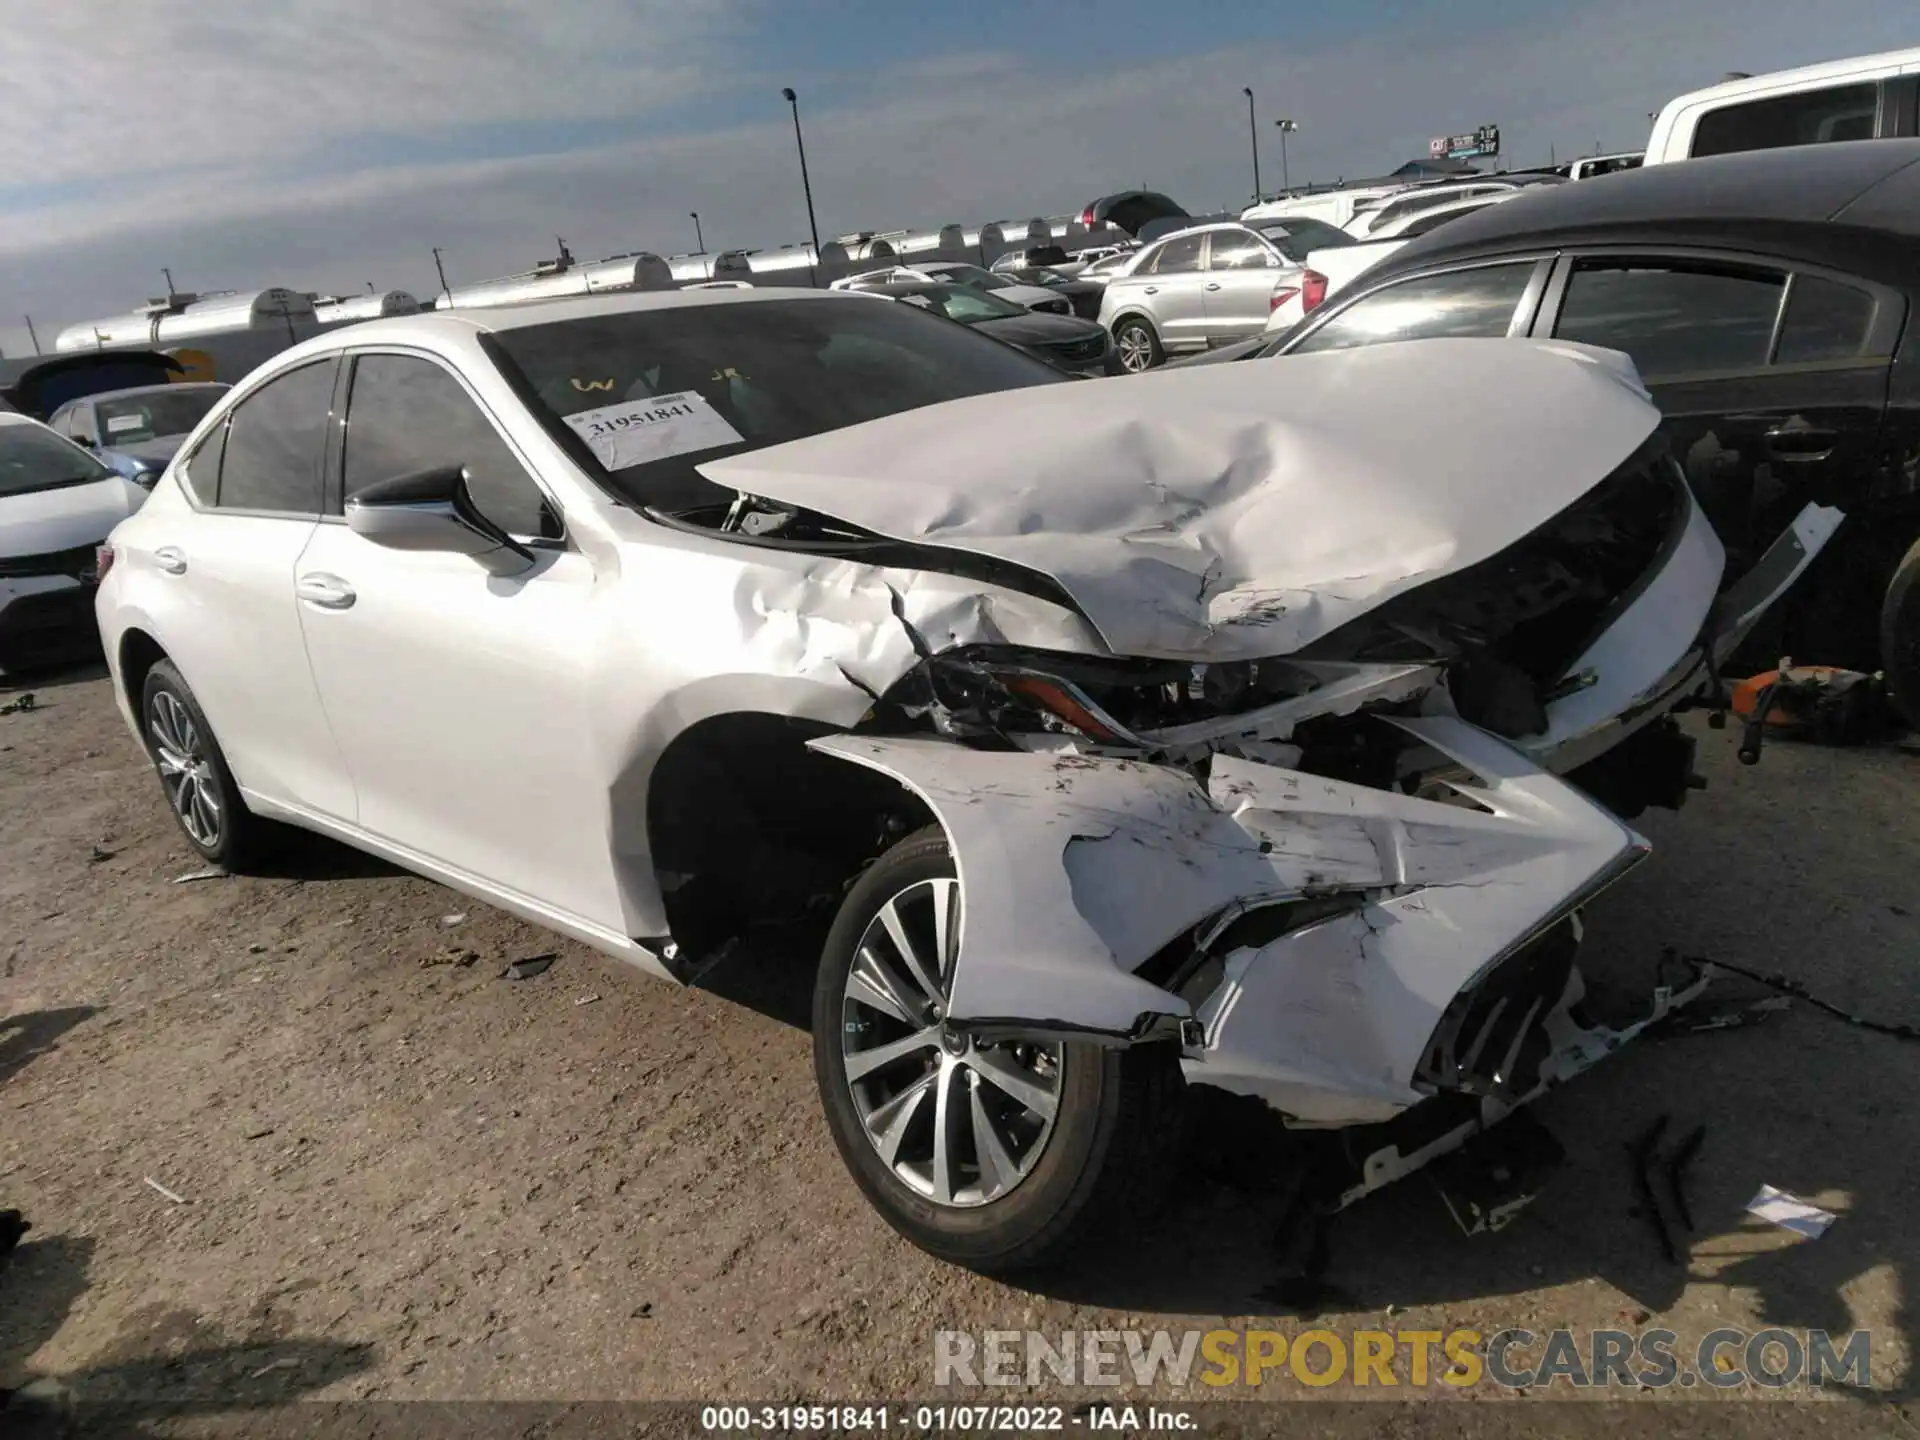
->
[[1112, 317, 1163, 373], [141, 660, 277, 870], [811, 827, 1183, 1272], [1882, 537, 1920, 729]]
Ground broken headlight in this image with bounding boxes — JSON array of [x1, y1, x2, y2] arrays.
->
[[868, 647, 1313, 746]]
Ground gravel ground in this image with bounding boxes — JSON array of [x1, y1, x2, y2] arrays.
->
[[2, 665, 1917, 1433]]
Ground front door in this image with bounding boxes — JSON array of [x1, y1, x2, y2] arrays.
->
[[1141, 231, 1212, 352], [293, 349, 621, 932]]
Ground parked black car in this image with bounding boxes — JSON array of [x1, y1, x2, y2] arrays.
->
[[869, 283, 1116, 375], [986, 266, 1105, 319], [1206, 140, 1920, 719]]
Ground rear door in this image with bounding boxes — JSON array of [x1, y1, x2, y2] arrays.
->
[[1200, 230, 1287, 343], [138, 359, 356, 818], [1533, 252, 1901, 581]]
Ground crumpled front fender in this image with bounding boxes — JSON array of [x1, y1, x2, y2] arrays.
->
[[808, 720, 1646, 1117]]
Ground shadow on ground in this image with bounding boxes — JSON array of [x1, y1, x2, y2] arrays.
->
[[0, 1008, 101, 1087]]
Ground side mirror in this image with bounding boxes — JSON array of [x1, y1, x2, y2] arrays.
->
[[345, 464, 532, 571], [74, 436, 97, 450]]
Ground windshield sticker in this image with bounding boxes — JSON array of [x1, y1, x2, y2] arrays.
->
[[563, 391, 745, 471], [106, 414, 146, 434]]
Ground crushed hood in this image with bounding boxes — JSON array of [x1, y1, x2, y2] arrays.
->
[[700, 338, 1661, 661]]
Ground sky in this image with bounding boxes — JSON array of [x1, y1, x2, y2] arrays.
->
[[0, 0, 1913, 356]]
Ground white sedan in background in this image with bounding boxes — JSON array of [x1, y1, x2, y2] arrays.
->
[[0, 412, 147, 673], [95, 287, 1834, 1272]]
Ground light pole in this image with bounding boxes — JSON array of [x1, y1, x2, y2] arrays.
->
[[1274, 119, 1299, 195], [1242, 87, 1261, 202], [691, 211, 705, 253], [780, 87, 822, 280]]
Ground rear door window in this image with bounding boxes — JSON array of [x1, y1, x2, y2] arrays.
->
[[214, 360, 336, 514], [1689, 82, 1880, 158], [1774, 275, 1883, 365], [1205, 231, 1274, 270], [1552, 262, 1784, 379], [1287, 262, 1536, 352]]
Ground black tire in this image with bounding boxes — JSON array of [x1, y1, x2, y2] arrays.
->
[[139, 659, 277, 870], [1111, 316, 1164, 373], [1882, 536, 1920, 730], [811, 826, 1184, 1273]]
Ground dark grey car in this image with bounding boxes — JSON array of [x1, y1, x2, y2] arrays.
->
[[868, 283, 1115, 375]]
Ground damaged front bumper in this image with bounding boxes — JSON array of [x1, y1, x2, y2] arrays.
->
[[805, 501, 1838, 1163]]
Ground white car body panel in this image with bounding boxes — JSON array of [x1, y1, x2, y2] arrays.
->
[[701, 340, 1659, 661], [91, 295, 1836, 1147]]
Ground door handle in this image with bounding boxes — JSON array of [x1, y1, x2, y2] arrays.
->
[[1763, 425, 1839, 462], [296, 572, 357, 610], [1205, 282, 1222, 291], [1143, 285, 1158, 294], [153, 546, 187, 575]]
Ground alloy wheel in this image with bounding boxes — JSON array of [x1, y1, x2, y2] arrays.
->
[[1115, 325, 1155, 372], [148, 690, 223, 848], [839, 877, 1062, 1208]]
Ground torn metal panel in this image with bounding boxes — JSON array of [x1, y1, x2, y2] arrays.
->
[[1188, 718, 1646, 1124], [701, 340, 1663, 662], [810, 715, 1643, 1091]]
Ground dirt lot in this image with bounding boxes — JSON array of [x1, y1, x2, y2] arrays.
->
[[2, 663, 1918, 1429]]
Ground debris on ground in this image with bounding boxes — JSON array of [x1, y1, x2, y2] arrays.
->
[[421, 947, 480, 969], [1665, 947, 1920, 1043], [171, 867, 229, 885], [247, 943, 267, 954], [1628, 1115, 1686, 1264], [503, 954, 557, 981], [574, 993, 601, 1007], [87, 844, 116, 864], [247, 1358, 301, 1380], [1430, 1112, 1565, 1237], [243, 1127, 275, 1141], [1746, 1184, 1838, 1240], [0, 692, 36, 715], [441, 912, 468, 927], [1731, 665, 1898, 750], [142, 1177, 187, 1205], [1659, 994, 1793, 1036], [0, 1208, 28, 1258]]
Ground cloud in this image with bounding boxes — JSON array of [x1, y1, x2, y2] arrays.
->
[[0, 0, 1912, 356]]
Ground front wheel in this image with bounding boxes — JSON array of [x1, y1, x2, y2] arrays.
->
[[811, 827, 1183, 1272], [1882, 536, 1920, 729], [1111, 317, 1164, 373]]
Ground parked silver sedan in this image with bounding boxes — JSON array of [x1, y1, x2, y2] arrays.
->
[[1095, 223, 1308, 371]]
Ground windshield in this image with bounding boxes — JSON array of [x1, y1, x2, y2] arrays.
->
[[94, 387, 227, 446], [897, 285, 1028, 323], [487, 296, 1064, 513], [0, 423, 114, 498], [926, 263, 1001, 288]]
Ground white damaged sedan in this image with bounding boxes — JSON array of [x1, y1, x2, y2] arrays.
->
[[94, 288, 1837, 1270]]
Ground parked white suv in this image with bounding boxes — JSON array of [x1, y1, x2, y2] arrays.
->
[[94, 288, 1834, 1270]]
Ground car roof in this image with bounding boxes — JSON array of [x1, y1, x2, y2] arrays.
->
[[1378, 140, 1920, 271], [1662, 47, 1920, 112]]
